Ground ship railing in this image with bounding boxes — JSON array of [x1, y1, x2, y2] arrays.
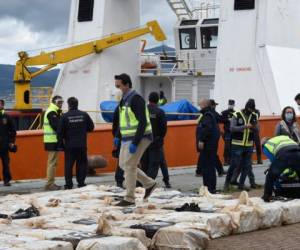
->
[[140, 58, 216, 75], [26, 110, 201, 128], [190, 2, 220, 19], [86, 110, 201, 124], [28, 113, 43, 130], [31, 87, 53, 109]]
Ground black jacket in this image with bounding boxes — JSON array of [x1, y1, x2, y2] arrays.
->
[[116, 91, 152, 146], [0, 111, 16, 151], [44, 110, 62, 151], [221, 108, 235, 134], [58, 109, 94, 149], [211, 109, 222, 123], [148, 103, 167, 149], [196, 107, 220, 151]]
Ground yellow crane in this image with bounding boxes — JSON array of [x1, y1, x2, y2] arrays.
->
[[14, 20, 166, 110]]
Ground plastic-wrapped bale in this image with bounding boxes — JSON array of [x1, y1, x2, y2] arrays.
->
[[196, 212, 233, 238], [76, 236, 147, 250], [255, 201, 283, 229], [21, 240, 73, 250], [281, 199, 300, 224], [151, 224, 209, 250]]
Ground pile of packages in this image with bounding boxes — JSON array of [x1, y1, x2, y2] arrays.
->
[[0, 185, 300, 249]]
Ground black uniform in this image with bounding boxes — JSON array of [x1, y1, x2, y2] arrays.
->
[[112, 106, 124, 186], [221, 108, 235, 164], [253, 109, 262, 163], [141, 103, 169, 183], [197, 109, 223, 176], [58, 109, 94, 188], [211, 109, 224, 175], [196, 107, 220, 193], [0, 111, 16, 184]]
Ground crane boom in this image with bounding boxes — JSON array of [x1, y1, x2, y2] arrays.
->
[[14, 20, 166, 109]]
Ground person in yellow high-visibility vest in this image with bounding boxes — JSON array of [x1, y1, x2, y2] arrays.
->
[[262, 135, 300, 201], [43, 96, 63, 191], [113, 73, 156, 207], [224, 99, 259, 191]]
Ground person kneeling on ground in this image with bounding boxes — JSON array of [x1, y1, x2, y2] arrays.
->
[[261, 135, 300, 202]]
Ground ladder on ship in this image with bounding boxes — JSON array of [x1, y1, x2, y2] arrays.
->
[[166, 0, 193, 20]]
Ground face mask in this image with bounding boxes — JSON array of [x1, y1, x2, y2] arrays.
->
[[298, 106, 300, 112], [113, 89, 123, 101], [228, 105, 234, 110], [285, 113, 294, 122]]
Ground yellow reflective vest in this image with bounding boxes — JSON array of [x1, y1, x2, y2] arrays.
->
[[264, 135, 298, 156], [43, 103, 59, 143], [119, 92, 152, 139], [231, 110, 257, 147]]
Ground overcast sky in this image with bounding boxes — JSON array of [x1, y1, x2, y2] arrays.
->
[[0, 0, 177, 64]]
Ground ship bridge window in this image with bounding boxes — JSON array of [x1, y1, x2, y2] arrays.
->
[[202, 18, 219, 25], [234, 0, 255, 10], [179, 28, 197, 50], [180, 20, 199, 26], [201, 26, 218, 49], [78, 0, 94, 22]]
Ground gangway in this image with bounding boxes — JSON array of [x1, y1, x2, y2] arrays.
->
[[166, 0, 193, 20]]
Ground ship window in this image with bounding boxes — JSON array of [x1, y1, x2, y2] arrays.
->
[[234, 0, 255, 10], [78, 0, 94, 22], [202, 18, 219, 25], [180, 20, 199, 26], [201, 26, 218, 49], [24, 90, 30, 104], [179, 28, 197, 50]]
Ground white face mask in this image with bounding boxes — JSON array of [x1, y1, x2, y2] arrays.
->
[[113, 89, 123, 101], [298, 105, 300, 112], [228, 105, 234, 110]]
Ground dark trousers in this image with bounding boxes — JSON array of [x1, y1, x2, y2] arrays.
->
[[223, 133, 231, 164], [199, 147, 217, 193], [115, 163, 125, 185], [196, 153, 202, 175], [225, 145, 253, 187], [264, 151, 300, 197], [196, 153, 224, 175], [231, 163, 256, 186], [216, 155, 224, 175], [159, 149, 170, 183], [254, 130, 262, 162], [141, 147, 170, 183], [0, 150, 11, 184], [64, 148, 88, 188]]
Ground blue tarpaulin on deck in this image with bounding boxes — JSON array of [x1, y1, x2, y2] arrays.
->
[[100, 99, 199, 122]]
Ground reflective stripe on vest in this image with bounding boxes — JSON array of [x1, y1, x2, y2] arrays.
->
[[197, 113, 203, 123], [264, 135, 298, 156], [119, 92, 152, 139], [43, 103, 59, 143], [231, 111, 255, 147], [158, 98, 167, 106]]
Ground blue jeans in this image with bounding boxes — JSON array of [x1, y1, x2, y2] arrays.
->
[[225, 145, 253, 187]]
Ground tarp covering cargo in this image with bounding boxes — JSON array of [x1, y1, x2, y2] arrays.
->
[[160, 99, 199, 121], [100, 101, 118, 123], [100, 99, 199, 122]]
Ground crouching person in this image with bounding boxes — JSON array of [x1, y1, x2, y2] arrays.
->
[[262, 135, 300, 201]]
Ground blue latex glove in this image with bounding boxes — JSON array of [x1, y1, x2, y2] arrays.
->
[[113, 137, 120, 147], [129, 143, 137, 154]]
